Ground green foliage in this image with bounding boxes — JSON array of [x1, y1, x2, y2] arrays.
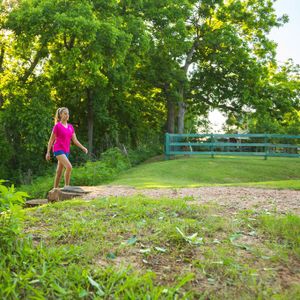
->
[[100, 147, 131, 171], [247, 110, 300, 135], [0, 114, 13, 180], [0, 83, 54, 183], [0, 0, 165, 183], [0, 181, 27, 212], [0, 180, 28, 251], [18, 172, 56, 200], [127, 144, 162, 166], [225, 61, 300, 134], [72, 148, 131, 186]]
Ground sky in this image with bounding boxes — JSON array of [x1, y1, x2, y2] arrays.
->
[[208, 0, 300, 132], [269, 0, 300, 65]]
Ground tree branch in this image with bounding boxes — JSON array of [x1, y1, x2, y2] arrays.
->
[[64, 34, 75, 50], [21, 41, 48, 83], [0, 46, 5, 108], [201, 98, 242, 113], [182, 41, 197, 74], [0, 46, 5, 72]]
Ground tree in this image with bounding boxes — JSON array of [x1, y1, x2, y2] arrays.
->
[[0, 0, 164, 181], [228, 60, 300, 134], [142, 0, 288, 133]]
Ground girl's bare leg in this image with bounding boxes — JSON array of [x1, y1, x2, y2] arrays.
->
[[54, 161, 64, 188], [55, 155, 72, 187]]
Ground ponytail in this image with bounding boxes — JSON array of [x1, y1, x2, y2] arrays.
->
[[54, 107, 68, 124]]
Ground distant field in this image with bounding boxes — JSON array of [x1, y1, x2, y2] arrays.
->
[[111, 156, 300, 189]]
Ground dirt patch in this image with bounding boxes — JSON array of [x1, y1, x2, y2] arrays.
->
[[81, 185, 300, 215]]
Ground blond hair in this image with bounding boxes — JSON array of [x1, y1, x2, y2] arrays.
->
[[54, 107, 68, 124]]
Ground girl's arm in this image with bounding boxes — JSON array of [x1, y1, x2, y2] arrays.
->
[[46, 132, 55, 160], [72, 133, 88, 154]]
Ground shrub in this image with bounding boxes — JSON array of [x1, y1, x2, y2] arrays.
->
[[101, 147, 131, 171], [127, 144, 162, 166], [0, 180, 28, 251]]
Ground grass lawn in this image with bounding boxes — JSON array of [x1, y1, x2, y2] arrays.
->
[[2, 196, 298, 299], [111, 156, 300, 189]]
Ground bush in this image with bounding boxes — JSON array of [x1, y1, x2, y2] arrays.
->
[[101, 147, 131, 171], [71, 147, 131, 186], [127, 144, 162, 166], [0, 180, 28, 251]]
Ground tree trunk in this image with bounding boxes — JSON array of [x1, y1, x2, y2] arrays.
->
[[177, 41, 197, 134], [0, 94, 3, 108], [21, 42, 48, 83], [0, 46, 4, 108], [0, 46, 4, 71], [178, 99, 186, 134], [87, 89, 94, 155], [167, 98, 175, 133]]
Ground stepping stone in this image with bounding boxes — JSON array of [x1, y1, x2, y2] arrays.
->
[[47, 186, 89, 202], [60, 186, 88, 194], [24, 186, 91, 207], [25, 199, 49, 207]]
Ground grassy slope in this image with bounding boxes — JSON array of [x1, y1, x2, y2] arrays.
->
[[110, 156, 300, 189]]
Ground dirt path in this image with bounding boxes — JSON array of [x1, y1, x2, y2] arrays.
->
[[81, 185, 300, 215]]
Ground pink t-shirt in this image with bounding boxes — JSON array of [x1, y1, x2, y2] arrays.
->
[[52, 122, 75, 153]]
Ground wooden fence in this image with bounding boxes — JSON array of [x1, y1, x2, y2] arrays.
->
[[165, 133, 300, 160]]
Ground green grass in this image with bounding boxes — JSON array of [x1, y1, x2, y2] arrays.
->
[[2, 197, 299, 299], [229, 179, 300, 189], [111, 156, 300, 189]]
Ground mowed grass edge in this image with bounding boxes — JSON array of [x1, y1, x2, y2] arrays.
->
[[110, 156, 300, 189]]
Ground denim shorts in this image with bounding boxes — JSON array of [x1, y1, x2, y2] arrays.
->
[[53, 150, 70, 158]]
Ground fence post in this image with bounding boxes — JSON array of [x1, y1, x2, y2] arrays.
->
[[165, 133, 170, 160], [264, 134, 269, 160], [211, 133, 215, 158]]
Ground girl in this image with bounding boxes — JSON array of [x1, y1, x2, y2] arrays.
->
[[46, 107, 88, 188]]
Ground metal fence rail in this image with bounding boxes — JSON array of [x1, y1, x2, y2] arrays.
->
[[165, 133, 300, 160]]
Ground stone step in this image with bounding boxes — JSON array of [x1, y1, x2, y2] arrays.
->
[[25, 199, 49, 207], [60, 186, 89, 194], [47, 186, 89, 202], [25, 186, 91, 207]]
